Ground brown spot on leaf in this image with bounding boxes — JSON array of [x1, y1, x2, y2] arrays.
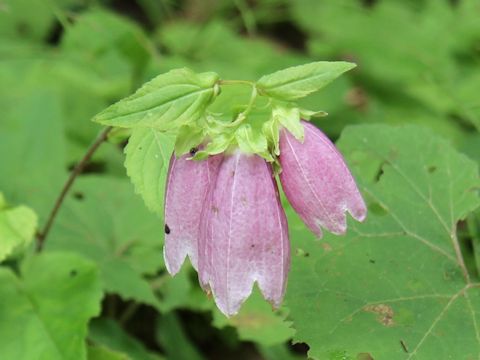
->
[[322, 243, 332, 252], [363, 304, 395, 327], [357, 353, 374, 360]]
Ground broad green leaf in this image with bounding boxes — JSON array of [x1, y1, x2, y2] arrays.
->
[[256, 61, 356, 101], [212, 288, 295, 346], [286, 125, 480, 359], [125, 128, 175, 218], [272, 105, 304, 141], [156, 312, 205, 360], [93, 68, 219, 130], [0, 193, 37, 262], [47, 176, 163, 309], [89, 319, 164, 360], [0, 252, 102, 360], [88, 345, 130, 360]]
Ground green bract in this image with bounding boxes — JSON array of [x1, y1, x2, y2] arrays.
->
[[93, 68, 220, 130]]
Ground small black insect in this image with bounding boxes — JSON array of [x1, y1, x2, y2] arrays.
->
[[165, 224, 171, 234], [189, 147, 198, 156]]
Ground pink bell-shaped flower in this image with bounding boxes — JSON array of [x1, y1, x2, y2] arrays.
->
[[199, 150, 290, 316], [163, 151, 223, 275], [279, 121, 366, 237]]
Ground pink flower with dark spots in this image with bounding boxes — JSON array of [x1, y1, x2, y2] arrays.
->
[[279, 120, 367, 237], [198, 150, 290, 316], [163, 152, 223, 275]]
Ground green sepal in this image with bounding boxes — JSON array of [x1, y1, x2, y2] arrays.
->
[[235, 124, 274, 162], [262, 118, 280, 156], [193, 132, 235, 160], [272, 105, 304, 142], [299, 108, 328, 120], [174, 124, 205, 157], [93, 68, 220, 130]]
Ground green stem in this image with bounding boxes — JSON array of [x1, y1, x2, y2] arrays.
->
[[218, 79, 255, 87]]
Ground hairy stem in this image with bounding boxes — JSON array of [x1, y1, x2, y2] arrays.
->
[[36, 126, 112, 252]]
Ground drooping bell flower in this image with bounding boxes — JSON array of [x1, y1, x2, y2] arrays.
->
[[279, 121, 366, 237], [163, 151, 223, 275], [199, 150, 290, 316]]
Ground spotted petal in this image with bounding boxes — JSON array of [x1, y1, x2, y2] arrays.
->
[[163, 153, 223, 275]]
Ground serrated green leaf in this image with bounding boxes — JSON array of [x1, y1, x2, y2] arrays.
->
[[256, 61, 356, 100], [235, 124, 274, 161], [0, 252, 102, 360], [286, 125, 480, 359], [47, 176, 163, 309], [174, 124, 205, 156], [212, 287, 295, 346], [272, 105, 304, 141], [93, 68, 219, 130], [125, 128, 175, 218], [0, 193, 38, 262]]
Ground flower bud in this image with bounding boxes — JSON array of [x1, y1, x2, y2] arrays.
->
[[199, 150, 290, 316], [163, 152, 223, 275], [279, 121, 366, 237]]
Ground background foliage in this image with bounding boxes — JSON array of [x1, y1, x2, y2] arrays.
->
[[1, 0, 480, 359]]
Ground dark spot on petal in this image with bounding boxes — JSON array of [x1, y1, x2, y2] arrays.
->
[[189, 147, 198, 156], [165, 224, 170, 234], [250, 244, 255, 248], [212, 206, 219, 214]]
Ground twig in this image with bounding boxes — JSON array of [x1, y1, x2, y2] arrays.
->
[[36, 126, 112, 251]]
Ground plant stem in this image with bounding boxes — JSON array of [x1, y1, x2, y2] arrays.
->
[[36, 126, 112, 252], [218, 79, 255, 87]]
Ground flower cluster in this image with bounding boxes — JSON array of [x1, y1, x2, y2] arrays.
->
[[163, 121, 367, 316]]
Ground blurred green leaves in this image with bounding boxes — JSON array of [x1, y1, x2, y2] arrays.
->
[[0, 194, 37, 262], [0, 252, 102, 360]]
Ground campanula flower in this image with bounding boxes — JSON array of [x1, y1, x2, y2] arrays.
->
[[198, 150, 290, 316], [278, 120, 367, 237]]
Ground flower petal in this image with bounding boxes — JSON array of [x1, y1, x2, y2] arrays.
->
[[199, 151, 290, 316], [163, 153, 222, 275], [279, 121, 366, 237]]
